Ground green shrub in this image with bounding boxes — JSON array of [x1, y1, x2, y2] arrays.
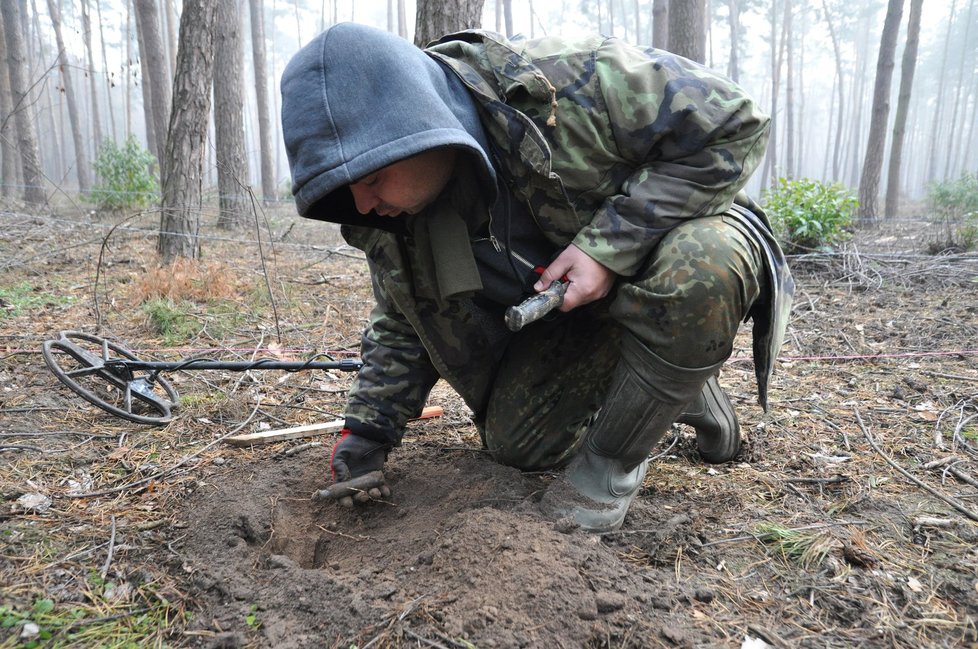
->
[[926, 172, 978, 253], [761, 177, 857, 253], [89, 136, 159, 212]]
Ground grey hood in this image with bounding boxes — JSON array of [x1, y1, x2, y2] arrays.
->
[[280, 23, 495, 227]]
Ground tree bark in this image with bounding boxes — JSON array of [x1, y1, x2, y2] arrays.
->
[[668, 0, 706, 62], [249, 0, 276, 203], [46, 0, 91, 192], [652, 0, 668, 48], [214, 0, 250, 228], [726, 0, 741, 82], [820, 0, 844, 180], [398, 0, 408, 38], [943, 0, 975, 179], [1, 0, 45, 205], [133, 5, 158, 165], [134, 0, 172, 169], [159, 0, 217, 262], [925, 0, 956, 182], [760, 0, 785, 189], [415, 0, 485, 47], [783, 0, 795, 178], [80, 0, 103, 148], [0, 8, 20, 199], [884, 0, 922, 218], [857, 0, 904, 223], [93, 0, 117, 141]]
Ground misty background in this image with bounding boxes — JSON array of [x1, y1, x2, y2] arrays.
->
[[1, 0, 974, 213]]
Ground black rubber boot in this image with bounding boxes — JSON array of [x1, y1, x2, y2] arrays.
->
[[677, 375, 741, 463], [548, 335, 723, 533]]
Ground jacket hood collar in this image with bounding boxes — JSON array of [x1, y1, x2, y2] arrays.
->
[[281, 23, 495, 224]]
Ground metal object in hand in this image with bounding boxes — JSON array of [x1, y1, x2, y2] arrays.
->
[[312, 470, 386, 501], [504, 280, 566, 332]]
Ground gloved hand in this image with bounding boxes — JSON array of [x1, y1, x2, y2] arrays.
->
[[329, 430, 392, 507]]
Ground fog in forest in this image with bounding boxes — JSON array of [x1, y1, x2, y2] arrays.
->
[[2, 0, 974, 213]]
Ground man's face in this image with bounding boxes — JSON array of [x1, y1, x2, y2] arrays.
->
[[349, 148, 458, 217]]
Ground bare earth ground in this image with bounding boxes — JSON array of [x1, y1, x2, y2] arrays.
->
[[1, 203, 977, 648]]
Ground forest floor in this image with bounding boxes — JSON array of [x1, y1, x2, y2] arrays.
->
[[1, 202, 977, 649]]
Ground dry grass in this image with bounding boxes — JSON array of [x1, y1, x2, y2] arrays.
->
[[1, 207, 976, 647]]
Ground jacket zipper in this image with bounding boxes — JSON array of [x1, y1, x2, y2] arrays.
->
[[482, 209, 536, 271]]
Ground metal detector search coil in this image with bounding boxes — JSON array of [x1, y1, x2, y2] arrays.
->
[[41, 330, 362, 425]]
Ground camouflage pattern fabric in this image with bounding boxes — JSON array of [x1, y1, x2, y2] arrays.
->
[[483, 216, 765, 470], [340, 31, 793, 449]]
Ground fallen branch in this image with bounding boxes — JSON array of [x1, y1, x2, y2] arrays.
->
[[854, 408, 978, 523], [947, 466, 978, 489], [100, 515, 117, 579], [785, 475, 849, 485]]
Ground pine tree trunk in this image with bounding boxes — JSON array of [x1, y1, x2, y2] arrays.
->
[[398, 0, 408, 37], [943, 0, 975, 179], [884, 0, 922, 218], [0, 9, 20, 199], [783, 0, 795, 178], [94, 0, 116, 141], [820, 0, 844, 180], [133, 7, 158, 165], [159, 0, 217, 262], [249, 0, 276, 203], [134, 0, 172, 169], [1, 0, 46, 205], [415, 0, 485, 47], [214, 0, 250, 229], [925, 0, 956, 182], [668, 0, 706, 62], [652, 0, 668, 49], [726, 0, 741, 82], [857, 0, 904, 224], [46, 0, 91, 192], [80, 0, 103, 148]]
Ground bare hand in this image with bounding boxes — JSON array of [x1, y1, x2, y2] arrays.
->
[[534, 245, 616, 312]]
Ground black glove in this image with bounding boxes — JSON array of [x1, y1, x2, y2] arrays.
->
[[329, 430, 391, 506]]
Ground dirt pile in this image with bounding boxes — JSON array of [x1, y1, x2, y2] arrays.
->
[[173, 441, 726, 648]]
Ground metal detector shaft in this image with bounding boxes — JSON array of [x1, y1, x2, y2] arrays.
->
[[103, 358, 363, 372]]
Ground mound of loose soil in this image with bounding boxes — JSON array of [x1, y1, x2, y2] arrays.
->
[[173, 439, 721, 648], [3, 211, 977, 649]]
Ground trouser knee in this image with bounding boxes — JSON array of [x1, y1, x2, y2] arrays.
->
[[610, 215, 766, 368], [481, 308, 619, 471]]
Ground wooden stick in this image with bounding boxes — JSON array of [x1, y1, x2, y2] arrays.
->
[[854, 408, 978, 523], [225, 405, 443, 447]]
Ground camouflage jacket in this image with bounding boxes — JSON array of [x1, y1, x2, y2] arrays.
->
[[340, 31, 792, 445]]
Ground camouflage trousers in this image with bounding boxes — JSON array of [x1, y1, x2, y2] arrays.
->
[[480, 215, 766, 470]]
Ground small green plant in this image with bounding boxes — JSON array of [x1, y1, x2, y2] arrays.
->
[[926, 172, 978, 253], [245, 603, 261, 628], [0, 282, 73, 319], [762, 177, 857, 253], [141, 298, 202, 344], [89, 136, 159, 212], [753, 522, 833, 569], [1, 593, 178, 648]]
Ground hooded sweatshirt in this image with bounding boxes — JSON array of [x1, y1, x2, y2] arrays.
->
[[282, 23, 556, 306]]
